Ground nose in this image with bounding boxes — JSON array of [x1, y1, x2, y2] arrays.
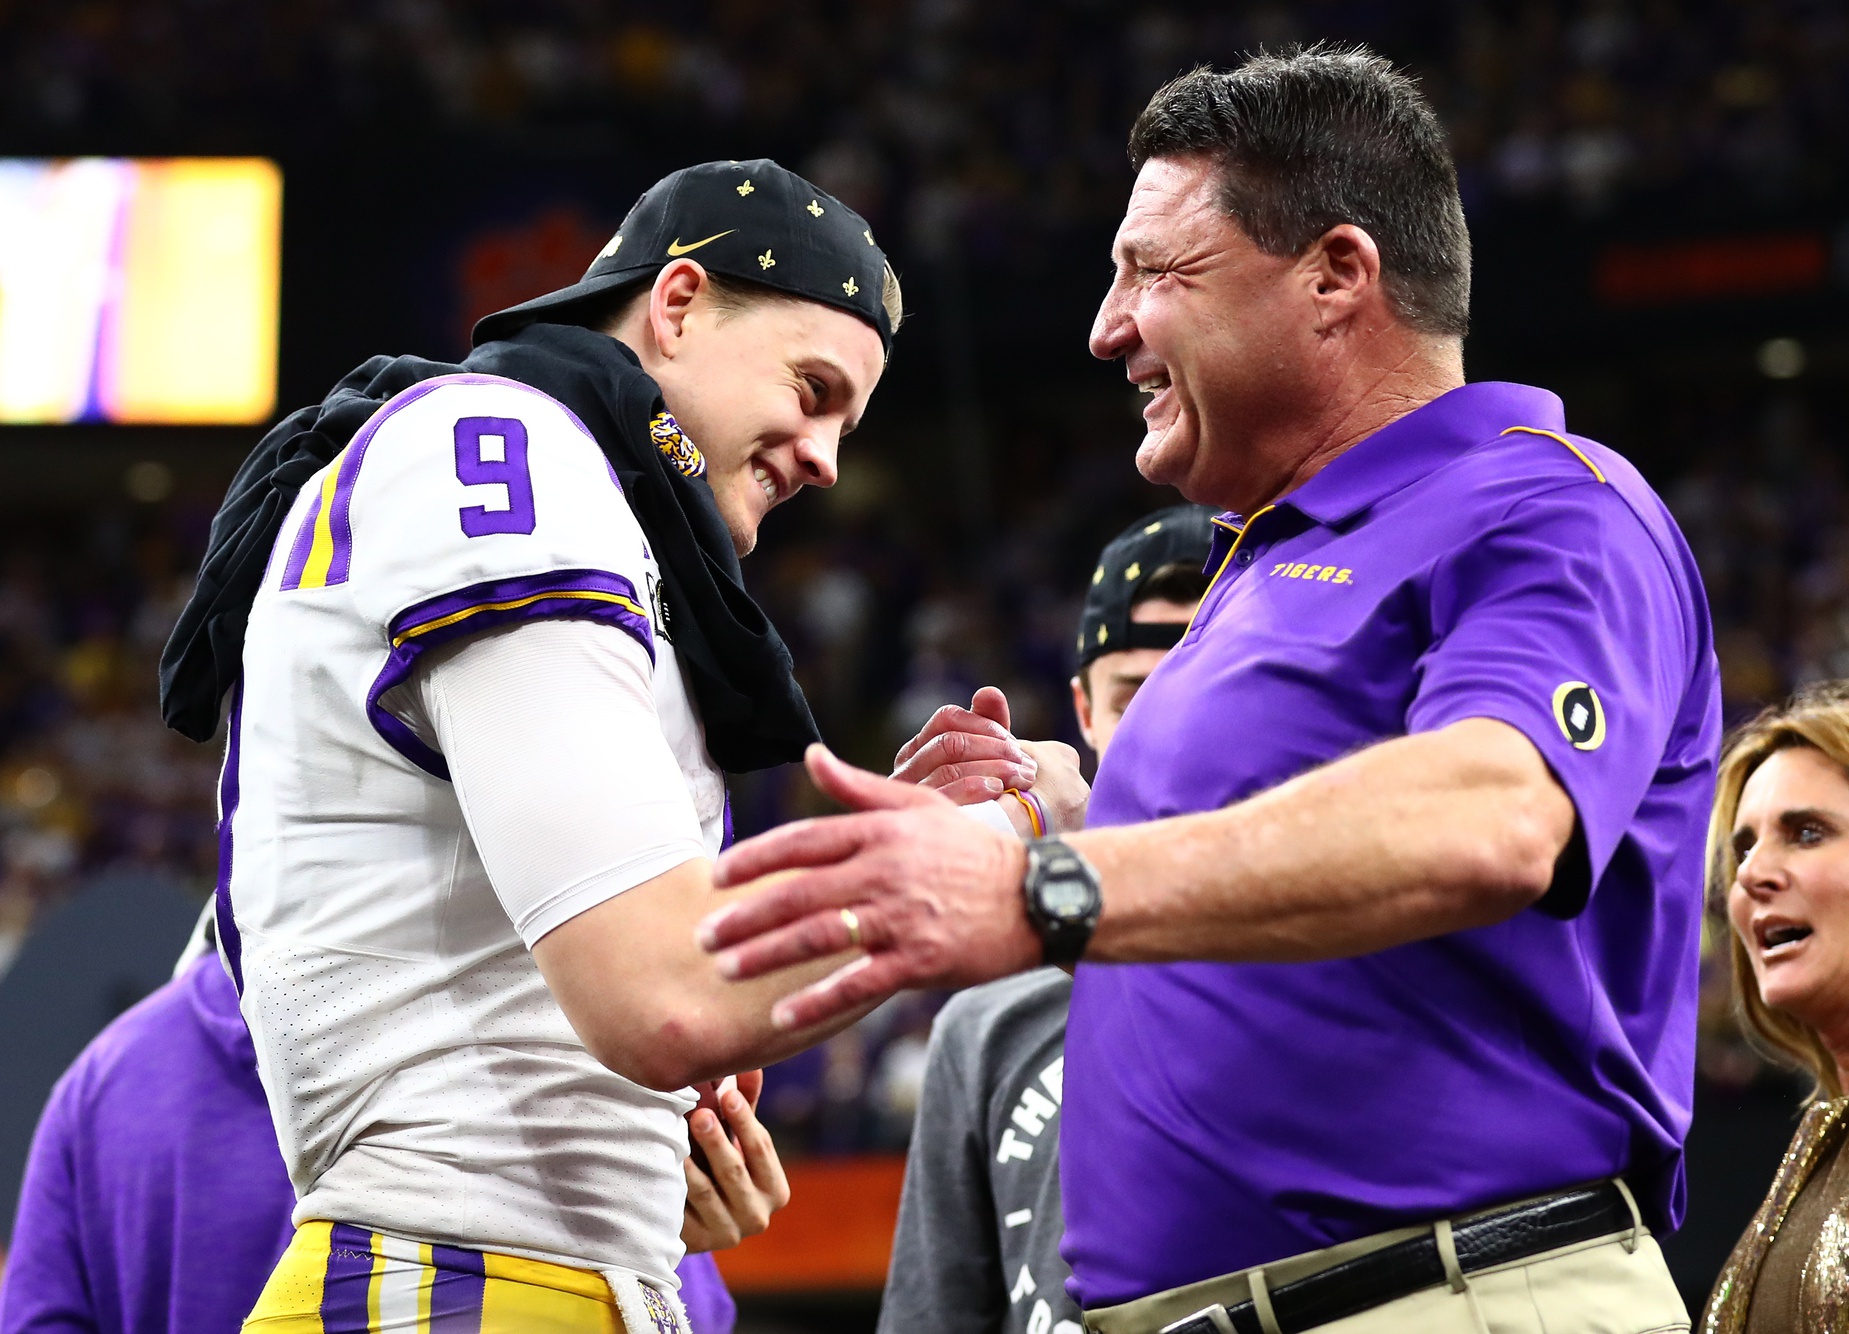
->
[[1090, 276, 1136, 362], [792, 429, 840, 490], [1736, 841, 1787, 900]]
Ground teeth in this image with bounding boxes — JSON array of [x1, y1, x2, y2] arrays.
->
[[1764, 924, 1813, 949], [753, 466, 776, 501], [1136, 375, 1171, 395]]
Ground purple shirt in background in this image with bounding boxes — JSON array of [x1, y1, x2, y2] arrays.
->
[[0, 956, 737, 1334], [1064, 383, 1721, 1307]]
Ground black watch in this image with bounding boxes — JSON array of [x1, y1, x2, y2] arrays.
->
[[1022, 837, 1102, 965]]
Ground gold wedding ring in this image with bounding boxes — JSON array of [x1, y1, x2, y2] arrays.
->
[[840, 906, 863, 949]]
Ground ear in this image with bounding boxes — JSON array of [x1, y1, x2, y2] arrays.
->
[[1302, 223, 1383, 331], [646, 259, 711, 359], [1070, 674, 1097, 754]]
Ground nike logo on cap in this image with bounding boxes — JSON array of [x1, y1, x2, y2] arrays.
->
[[665, 230, 736, 256]]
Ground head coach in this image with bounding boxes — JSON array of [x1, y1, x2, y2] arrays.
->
[[700, 46, 1720, 1334]]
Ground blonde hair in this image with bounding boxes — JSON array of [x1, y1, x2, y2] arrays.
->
[[621, 266, 902, 344], [880, 262, 904, 336], [1708, 681, 1849, 1097]]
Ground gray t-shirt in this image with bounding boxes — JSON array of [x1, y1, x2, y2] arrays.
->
[[879, 969, 1081, 1334]]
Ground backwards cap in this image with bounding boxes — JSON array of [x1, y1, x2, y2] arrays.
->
[[1077, 504, 1218, 670], [473, 158, 895, 352]]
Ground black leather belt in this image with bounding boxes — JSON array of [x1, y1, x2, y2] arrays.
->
[[1157, 1182, 1636, 1334]]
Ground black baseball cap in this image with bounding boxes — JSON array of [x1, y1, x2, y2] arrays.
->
[[1076, 505, 1218, 670], [472, 159, 895, 352]]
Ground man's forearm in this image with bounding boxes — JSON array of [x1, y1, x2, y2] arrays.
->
[[692, 720, 1577, 1033], [1070, 718, 1575, 964], [651, 918, 875, 1087], [535, 859, 873, 1090]]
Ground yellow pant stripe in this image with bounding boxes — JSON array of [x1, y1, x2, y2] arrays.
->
[[243, 1223, 625, 1332]]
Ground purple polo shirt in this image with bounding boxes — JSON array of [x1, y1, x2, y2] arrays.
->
[[1062, 382, 1719, 1307], [1, 956, 737, 1334]]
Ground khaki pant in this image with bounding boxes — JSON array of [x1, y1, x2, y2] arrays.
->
[[1086, 1230, 1690, 1334]]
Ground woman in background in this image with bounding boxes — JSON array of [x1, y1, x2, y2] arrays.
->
[[1703, 683, 1849, 1330]]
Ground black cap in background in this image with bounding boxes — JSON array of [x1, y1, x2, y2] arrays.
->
[[1076, 505, 1218, 671], [473, 158, 895, 351]]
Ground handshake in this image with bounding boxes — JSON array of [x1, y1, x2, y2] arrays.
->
[[698, 686, 1091, 1032], [889, 685, 1090, 836]]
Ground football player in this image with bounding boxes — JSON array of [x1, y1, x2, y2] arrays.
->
[[159, 160, 900, 1332]]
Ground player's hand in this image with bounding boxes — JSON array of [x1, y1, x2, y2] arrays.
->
[[1017, 737, 1089, 835], [891, 686, 1038, 803], [894, 687, 1089, 833], [681, 1069, 790, 1252], [700, 744, 1040, 1031]]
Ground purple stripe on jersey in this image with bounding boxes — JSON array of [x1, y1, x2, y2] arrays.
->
[[316, 371, 624, 589], [320, 1224, 377, 1331], [428, 1243, 488, 1332], [321, 443, 368, 588], [366, 569, 656, 782], [322, 379, 447, 587], [277, 488, 324, 592], [722, 792, 734, 851], [214, 686, 245, 994]]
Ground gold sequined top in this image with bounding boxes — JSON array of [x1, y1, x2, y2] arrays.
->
[[1703, 1098, 1849, 1332]]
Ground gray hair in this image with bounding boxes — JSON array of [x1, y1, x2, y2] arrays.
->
[[1129, 46, 1470, 338]]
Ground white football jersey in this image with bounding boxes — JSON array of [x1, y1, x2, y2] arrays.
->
[[218, 373, 725, 1287]]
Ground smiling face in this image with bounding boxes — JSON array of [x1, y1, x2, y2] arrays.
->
[[1089, 155, 1313, 512], [1728, 745, 1849, 1049], [612, 261, 886, 556]]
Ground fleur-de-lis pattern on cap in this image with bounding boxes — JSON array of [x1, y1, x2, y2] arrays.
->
[[471, 159, 895, 354]]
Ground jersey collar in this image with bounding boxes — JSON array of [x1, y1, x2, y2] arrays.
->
[[1283, 382, 1568, 528]]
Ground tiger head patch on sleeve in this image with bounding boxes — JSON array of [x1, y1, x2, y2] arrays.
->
[[649, 409, 705, 479], [1553, 681, 1606, 751]]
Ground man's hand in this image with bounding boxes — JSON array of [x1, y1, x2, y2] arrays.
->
[[892, 687, 1038, 802], [681, 1070, 791, 1251], [893, 686, 1090, 833], [700, 744, 1040, 1031]]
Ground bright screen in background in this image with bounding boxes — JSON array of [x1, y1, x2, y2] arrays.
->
[[0, 158, 281, 425]]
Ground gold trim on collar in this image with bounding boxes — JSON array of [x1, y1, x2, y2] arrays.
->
[[1501, 425, 1608, 484]]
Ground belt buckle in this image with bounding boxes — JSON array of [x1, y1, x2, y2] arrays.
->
[[1158, 1306, 1235, 1334]]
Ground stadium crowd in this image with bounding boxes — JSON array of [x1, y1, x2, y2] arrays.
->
[[0, 0, 1844, 237]]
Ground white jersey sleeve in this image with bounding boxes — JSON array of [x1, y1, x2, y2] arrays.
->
[[412, 617, 707, 947], [273, 373, 658, 778]]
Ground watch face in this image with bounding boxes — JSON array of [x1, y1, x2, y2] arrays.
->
[[1042, 877, 1094, 919]]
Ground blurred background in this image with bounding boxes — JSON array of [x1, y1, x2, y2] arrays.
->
[[0, 0, 1846, 1328]]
